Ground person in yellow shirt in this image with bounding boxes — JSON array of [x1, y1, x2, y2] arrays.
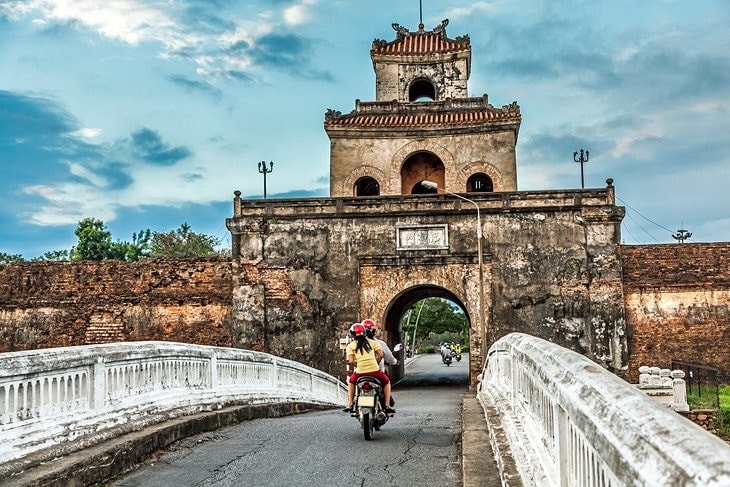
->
[[344, 323, 395, 416]]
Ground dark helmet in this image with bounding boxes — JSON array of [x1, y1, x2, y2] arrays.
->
[[349, 323, 365, 338], [362, 318, 377, 337]]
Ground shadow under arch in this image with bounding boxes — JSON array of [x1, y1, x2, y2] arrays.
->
[[381, 284, 470, 385]]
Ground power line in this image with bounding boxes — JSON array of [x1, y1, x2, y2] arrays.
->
[[623, 209, 660, 243], [616, 196, 676, 235]]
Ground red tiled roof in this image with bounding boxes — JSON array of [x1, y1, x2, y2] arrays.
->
[[325, 108, 520, 129], [372, 32, 470, 56]]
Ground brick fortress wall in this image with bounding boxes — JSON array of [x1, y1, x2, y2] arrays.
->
[[622, 243, 730, 382], [0, 259, 233, 352], [2, 244, 728, 385]]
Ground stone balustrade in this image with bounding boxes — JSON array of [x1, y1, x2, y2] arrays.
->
[[478, 333, 730, 486], [637, 365, 690, 412], [0, 342, 347, 468]]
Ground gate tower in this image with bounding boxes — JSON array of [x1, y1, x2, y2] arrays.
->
[[227, 19, 627, 387], [325, 19, 521, 198]]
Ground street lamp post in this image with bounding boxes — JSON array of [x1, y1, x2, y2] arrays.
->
[[573, 149, 589, 189], [258, 161, 274, 199], [421, 180, 485, 344]]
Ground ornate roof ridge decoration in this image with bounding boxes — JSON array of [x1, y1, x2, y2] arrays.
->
[[371, 18, 471, 55], [324, 97, 521, 128]]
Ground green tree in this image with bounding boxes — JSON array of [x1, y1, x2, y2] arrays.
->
[[0, 252, 25, 264], [109, 229, 151, 262], [149, 223, 220, 259], [69, 217, 113, 261], [69, 218, 151, 262], [402, 297, 467, 343], [31, 250, 70, 261]]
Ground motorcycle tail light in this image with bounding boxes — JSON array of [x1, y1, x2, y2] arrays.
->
[[361, 382, 373, 392]]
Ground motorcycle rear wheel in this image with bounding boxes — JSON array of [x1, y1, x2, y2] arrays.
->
[[362, 411, 374, 440]]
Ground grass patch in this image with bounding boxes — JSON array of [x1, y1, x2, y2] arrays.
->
[[720, 385, 730, 409], [717, 386, 730, 441], [687, 385, 719, 409]]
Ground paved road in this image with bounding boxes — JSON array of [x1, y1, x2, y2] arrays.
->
[[111, 353, 470, 487]]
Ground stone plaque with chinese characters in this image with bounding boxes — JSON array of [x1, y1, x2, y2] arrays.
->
[[396, 225, 449, 250]]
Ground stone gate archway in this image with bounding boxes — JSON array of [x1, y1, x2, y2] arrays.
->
[[379, 284, 470, 384], [358, 254, 489, 387]]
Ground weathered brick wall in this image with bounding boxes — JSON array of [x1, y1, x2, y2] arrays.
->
[[622, 243, 730, 382], [0, 259, 233, 352], [3, 233, 726, 389]]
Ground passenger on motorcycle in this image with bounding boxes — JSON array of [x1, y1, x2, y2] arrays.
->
[[344, 323, 395, 417], [361, 318, 397, 372], [362, 318, 397, 407]]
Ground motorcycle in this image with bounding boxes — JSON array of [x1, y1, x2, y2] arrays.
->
[[353, 376, 390, 440], [351, 343, 402, 440], [453, 350, 462, 362], [442, 349, 452, 366]]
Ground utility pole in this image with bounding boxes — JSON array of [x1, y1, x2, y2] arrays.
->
[[672, 228, 692, 243], [258, 161, 274, 199], [573, 149, 589, 189]]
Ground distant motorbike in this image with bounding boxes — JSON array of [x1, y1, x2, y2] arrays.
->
[[453, 350, 461, 362], [351, 343, 402, 440], [442, 349, 452, 366]]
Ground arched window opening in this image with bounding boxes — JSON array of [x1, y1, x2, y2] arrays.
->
[[400, 151, 445, 195], [355, 176, 380, 196], [467, 173, 493, 193], [408, 78, 436, 102]]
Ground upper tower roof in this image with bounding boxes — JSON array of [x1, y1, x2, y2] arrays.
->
[[369, 19, 472, 102], [371, 19, 471, 56]]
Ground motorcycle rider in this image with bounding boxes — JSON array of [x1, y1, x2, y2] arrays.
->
[[440, 343, 452, 363], [344, 323, 395, 417], [362, 318, 397, 407]]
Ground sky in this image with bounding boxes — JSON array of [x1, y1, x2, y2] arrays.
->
[[1, 0, 729, 259]]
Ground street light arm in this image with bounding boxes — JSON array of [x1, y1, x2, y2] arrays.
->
[[421, 180, 484, 340], [421, 180, 481, 237]]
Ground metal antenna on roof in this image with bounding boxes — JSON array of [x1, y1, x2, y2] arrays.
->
[[419, 0, 423, 27]]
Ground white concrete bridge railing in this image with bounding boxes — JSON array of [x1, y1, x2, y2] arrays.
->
[[478, 333, 730, 487], [0, 341, 347, 466]]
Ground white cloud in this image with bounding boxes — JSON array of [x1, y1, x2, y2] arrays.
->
[[22, 183, 116, 225], [34, 0, 178, 45], [283, 0, 317, 26], [66, 161, 108, 187], [610, 123, 665, 158], [69, 127, 102, 140], [443, 1, 497, 21]]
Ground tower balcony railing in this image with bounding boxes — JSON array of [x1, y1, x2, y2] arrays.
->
[[353, 95, 492, 114]]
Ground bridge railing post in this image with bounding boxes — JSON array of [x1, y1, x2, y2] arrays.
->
[[553, 403, 569, 487], [210, 352, 218, 389], [92, 357, 106, 409]]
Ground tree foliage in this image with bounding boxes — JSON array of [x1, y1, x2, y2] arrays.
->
[[69, 218, 151, 262], [149, 223, 221, 259], [69, 218, 113, 261], [12, 218, 222, 262], [401, 298, 468, 342], [31, 250, 70, 261], [0, 252, 25, 264]]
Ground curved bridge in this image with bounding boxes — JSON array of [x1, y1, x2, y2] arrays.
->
[[3, 337, 730, 486], [0, 342, 346, 477]]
